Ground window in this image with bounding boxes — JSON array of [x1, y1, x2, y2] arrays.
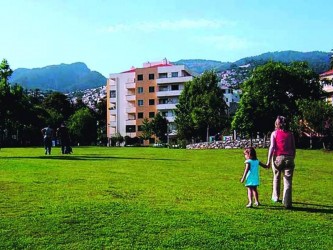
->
[[149, 86, 155, 93], [110, 90, 116, 98], [138, 112, 144, 119], [159, 98, 168, 104], [171, 85, 179, 91], [149, 99, 155, 105], [149, 74, 155, 80], [171, 72, 178, 77], [126, 125, 136, 133], [158, 73, 167, 78], [137, 87, 143, 93], [137, 74, 143, 81], [149, 112, 155, 118], [138, 100, 144, 106]]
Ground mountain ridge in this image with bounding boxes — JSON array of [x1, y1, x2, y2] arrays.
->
[[9, 62, 107, 92], [8, 50, 331, 92], [174, 50, 330, 74]]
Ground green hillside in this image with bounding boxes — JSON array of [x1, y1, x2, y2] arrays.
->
[[175, 51, 331, 74], [9, 62, 107, 92]]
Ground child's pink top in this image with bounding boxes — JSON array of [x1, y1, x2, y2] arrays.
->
[[274, 129, 295, 156]]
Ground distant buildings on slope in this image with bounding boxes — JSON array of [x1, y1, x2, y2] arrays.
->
[[68, 86, 106, 110]]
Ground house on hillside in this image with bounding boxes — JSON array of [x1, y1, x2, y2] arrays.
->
[[106, 59, 194, 145], [220, 84, 241, 115], [320, 69, 333, 106]]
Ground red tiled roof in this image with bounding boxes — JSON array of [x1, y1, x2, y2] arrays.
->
[[121, 63, 173, 73], [320, 69, 333, 77], [146, 63, 173, 68], [122, 68, 136, 73], [122, 66, 136, 73]]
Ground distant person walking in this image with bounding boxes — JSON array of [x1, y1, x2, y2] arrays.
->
[[266, 116, 296, 209], [240, 147, 268, 208], [56, 122, 71, 154], [41, 125, 53, 155]]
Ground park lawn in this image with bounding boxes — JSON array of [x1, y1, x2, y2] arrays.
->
[[0, 147, 332, 249]]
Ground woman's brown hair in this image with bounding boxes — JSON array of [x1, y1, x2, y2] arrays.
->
[[275, 115, 290, 131]]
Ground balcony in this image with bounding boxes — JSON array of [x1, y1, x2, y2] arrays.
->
[[157, 90, 181, 97], [157, 76, 192, 85], [126, 82, 135, 89], [109, 80, 116, 86], [157, 103, 177, 110], [109, 121, 117, 127], [126, 95, 136, 101], [126, 107, 136, 113], [126, 120, 136, 125]]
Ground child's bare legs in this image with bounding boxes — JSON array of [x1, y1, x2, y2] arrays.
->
[[252, 186, 260, 206], [246, 187, 253, 207], [246, 186, 259, 207]]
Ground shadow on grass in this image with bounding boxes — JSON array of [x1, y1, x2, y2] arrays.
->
[[4, 155, 188, 161], [262, 202, 333, 214]]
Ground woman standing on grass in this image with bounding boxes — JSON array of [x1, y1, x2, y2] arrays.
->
[[266, 116, 296, 209], [240, 147, 268, 208]]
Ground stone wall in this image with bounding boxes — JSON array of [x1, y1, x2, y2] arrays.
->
[[186, 138, 270, 149]]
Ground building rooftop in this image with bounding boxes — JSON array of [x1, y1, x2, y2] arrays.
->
[[320, 69, 333, 77]]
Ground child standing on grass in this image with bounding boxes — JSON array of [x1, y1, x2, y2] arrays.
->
[[240, 147, 268, 208]]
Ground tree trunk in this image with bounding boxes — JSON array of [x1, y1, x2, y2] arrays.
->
[[206, 125, 209, 143]]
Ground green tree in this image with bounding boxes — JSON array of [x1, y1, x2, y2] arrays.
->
[[67, 108, 96, 145], [0, 59, 13, 81], [140, 118, 153, 142], [232, 61, 322, 136], [72, 97, 87, 111], [151, 112, 168, 143], [1, 60, 45, 146], [42, 92, 73, 126], [95, 97, 107, 144], [0, 59, 12, 127], [175, 71, 228, 141], [296, 99, 333, 135], [110, 132, 124, 146]]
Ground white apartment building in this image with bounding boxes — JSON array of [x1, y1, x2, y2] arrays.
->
[[106, 59, 194, 141], [220, 85, 241, 107]]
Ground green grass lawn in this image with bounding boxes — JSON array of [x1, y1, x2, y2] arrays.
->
[[0, 147, 332, 249]]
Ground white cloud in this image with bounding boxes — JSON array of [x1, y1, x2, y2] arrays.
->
[[199, 35, 251, 50], [103, 19, 233, 33]]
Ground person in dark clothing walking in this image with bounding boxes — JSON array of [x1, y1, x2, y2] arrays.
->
[[56, 122, 71, 154], [41, 125, 53, 155]]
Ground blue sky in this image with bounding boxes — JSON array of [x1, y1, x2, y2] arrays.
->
[[2, 0, 332, 77]]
